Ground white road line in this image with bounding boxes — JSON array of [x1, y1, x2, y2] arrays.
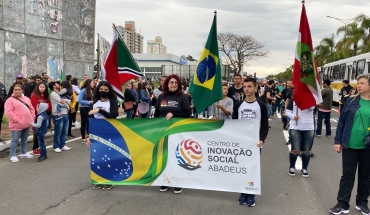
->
[[283, 130, 302, 171], [24, 137, 82, 155], [332, 108, 338, 112], [276, 112, 282, 119]]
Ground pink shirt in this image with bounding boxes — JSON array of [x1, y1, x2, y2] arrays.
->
[[5, 94, 35, 131]]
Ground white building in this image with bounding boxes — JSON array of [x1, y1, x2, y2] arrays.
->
[[116, 21, 144, 53], [147, 36, 167, 54]]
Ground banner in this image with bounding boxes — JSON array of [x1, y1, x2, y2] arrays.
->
[[89, 118, 261, 194]]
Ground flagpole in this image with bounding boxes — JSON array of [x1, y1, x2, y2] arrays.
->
[[112, 23, 142, 74], [97, 33, 101, 80]]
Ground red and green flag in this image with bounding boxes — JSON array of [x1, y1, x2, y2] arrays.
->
[[189, 13, 223, 112], [293, 3, 322, 110], [102, 30, 143, 101]]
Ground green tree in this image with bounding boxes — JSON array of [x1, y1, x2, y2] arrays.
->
[[186, 55, 197, 61], [315, 34, 336, 66], [355, 14, 370, 53]]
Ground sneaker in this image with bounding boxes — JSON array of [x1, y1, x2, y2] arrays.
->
[[310, 152, 315, 157], [326, 135, 332, 137], [72, 122, 75, 126], [74, 121, 81, 126], [10, 156, 19, 163], [102, 185, 114, 190], [329, 206, 349, 214], [0, 138, 4, 142], [174, 187, 182, 194], [286, 140, 291, 145], [238, 193, 247, 205], [33, 149, 40, 155], [54, 148, 61, 153], [93, 184, 103, 190], [61, 146, 71, 151], [356, 205, 370, 215], [82, 139, 86, 143], [38, 156, 47, 162], [316, 134, 321, 137], [246, 194, 255, 207], [301, 169, 309, 178], [159, 186, 169, 192], [20, 153, 34, 158], [288, 168, 295, 176], [68, 134, 75, 138]]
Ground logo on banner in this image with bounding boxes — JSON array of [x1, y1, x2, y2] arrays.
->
[[248, 182, 254, 187], [175, 139, 203, 171]]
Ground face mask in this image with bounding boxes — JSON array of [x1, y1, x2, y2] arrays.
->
[[99, 91, 109, 98]]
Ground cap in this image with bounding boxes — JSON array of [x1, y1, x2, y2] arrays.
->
[[16, 74, 24, 79]]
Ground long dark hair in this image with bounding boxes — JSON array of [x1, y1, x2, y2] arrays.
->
[[71, 78, 78, 86], [162, 74, 182, 97], [31, 83, 50, 100], [94, 81, 116, 101], [82, 79, 94, 100]]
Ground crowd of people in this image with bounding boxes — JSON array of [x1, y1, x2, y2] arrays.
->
[[0, 72, 369, 214]]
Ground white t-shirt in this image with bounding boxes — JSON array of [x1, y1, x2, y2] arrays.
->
[[93, 100, 111, 119], [238, 100, 262, 123], [286, 101, 315, 130]]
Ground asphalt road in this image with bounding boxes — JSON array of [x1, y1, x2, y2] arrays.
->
[[0, 108, 361, 215]]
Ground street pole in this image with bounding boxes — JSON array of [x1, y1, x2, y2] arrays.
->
[[326, 16, 356, 39], [96, 33, 101, 80]]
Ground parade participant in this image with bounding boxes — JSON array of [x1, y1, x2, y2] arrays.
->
[[131, 83, 139, 118], [78, 79, 95, 143], [264, 79, 276, 118], [71, 78, 80, 126], [31, 103, 49, 162], [316, 79, 333, 137], [5, 84, 36, 162], [139, 82, 151, 118], [30, 83, 51, 155], [286, 97, 315, 178], [7, 74, 25, 99], [329, 74, 370, 215], [210, 84, 233, 119], [49, 81, 71, 152], [281, 81, 293, 130], [123, 83, 135, 119], [0, 79, 7, 142], [154, 74, 191, 194], [232, 77, 269, 207], [86, 81, 119, 190], [153, 76, 167, 97], [227, 74, 245, 104], [338, 80, 353, 113]]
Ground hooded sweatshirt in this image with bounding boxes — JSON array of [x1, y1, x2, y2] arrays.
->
[[5, 94, 35, 131], [31, 103, 49, 134]]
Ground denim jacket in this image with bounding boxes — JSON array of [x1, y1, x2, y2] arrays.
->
[[334, 96, 360, 148]]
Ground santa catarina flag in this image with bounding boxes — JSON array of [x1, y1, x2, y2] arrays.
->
[[102, 31, 143, 101], [189, 13, 223, 112], [293, 4, 322, 110]]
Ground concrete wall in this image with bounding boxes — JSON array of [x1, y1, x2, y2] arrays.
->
[[0, 0, 96, 90]]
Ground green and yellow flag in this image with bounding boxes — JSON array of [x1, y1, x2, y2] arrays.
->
[[189, 13, 223, 112]]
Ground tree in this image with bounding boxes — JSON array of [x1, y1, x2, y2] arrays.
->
[[186, 55, 197, 61], [355, 14, 370, 53], [315, 34, 336, 66], [217, 32, 269, 74]]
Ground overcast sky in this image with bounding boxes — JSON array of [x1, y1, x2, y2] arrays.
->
[[96, 0, 370, 77]]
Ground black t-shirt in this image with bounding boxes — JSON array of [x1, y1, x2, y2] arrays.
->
[[154, 92, 191, 118], [281, 88, 292, 101], [340, 85, 353, 102], [227, 86, 245, 104], [264, 86, 273, 105]]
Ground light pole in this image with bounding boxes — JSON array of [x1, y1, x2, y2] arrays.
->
[[326, 16, 356, 38]]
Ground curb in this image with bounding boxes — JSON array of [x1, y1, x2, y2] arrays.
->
[[0, 115, 127, 152]]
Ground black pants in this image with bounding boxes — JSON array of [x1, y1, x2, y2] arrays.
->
[[132, 105, 138, 118], [0, 106, 4, 132], [336, 148, 370, 209], [80, 107, 90, 139], [32, 133, 39, 150], [68, 112, 74, 136], [71, 103, 79, 123]]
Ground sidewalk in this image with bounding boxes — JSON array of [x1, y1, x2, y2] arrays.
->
[[0, 108, 127, 152]]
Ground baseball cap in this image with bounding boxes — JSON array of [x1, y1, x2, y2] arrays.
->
[[16, 74, 24, 79]]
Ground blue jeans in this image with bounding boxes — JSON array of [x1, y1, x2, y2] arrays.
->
[[9, 128, 30, 157], [272, 102, 277, 115], [126, 109, 133, 119], [266, 104, 272, 118], [316, 110, 331, 136], [289, 129, 314, 170], [191, 111, 198, 118], [53, 115, 68, 149], [146, 105, 152, 118], [37, 133, 47, 157], [276, 98, 282, 113]]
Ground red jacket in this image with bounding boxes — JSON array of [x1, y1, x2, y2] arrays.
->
[[30, 93, 52, 114]]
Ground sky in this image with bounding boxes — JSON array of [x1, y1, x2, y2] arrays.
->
[[95, 0, 370, 77]]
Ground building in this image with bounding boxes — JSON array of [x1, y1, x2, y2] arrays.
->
[[116, 21, 144, 53], [147, 36, 167, 54]]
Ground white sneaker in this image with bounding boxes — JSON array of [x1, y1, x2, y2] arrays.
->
[[74, 121, 81, 126], [20, 153, 34, 158], [71, 122, 75, 126], [10, 156, 19, 163], [61, 146, 71, 151], [54, 148, 61, 153]]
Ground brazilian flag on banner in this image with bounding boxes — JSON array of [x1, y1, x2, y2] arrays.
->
[[189, 13, 223, 112]]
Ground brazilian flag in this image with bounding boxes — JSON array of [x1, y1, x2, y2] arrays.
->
[[189, 13, 223, 112]]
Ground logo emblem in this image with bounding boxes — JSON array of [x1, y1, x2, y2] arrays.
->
[[175, 139, 203, 171], [248, 182, 254, 187], [300, 50, 314, 78], [160, 100, 167, 107]]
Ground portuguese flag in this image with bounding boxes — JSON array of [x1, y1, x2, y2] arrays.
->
[[189, 13, 223, 112], [102, 30, 143, 101], [293, 3, 322, 110]]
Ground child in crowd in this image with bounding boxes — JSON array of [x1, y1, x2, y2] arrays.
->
[[31, 103, 49, 162], [56, 81, 72, 119]]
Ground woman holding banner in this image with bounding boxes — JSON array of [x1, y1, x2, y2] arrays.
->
[[154, 74, 191, 194], [86, 81, 119, 190]]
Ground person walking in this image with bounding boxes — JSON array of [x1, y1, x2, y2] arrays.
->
[[123, 83, 135, 119], [154, 74, 191, 194], [49, 81, 71, 152], [338, 80, 353, 113], [0, 80, 7, 142], [5, 84, 35, 162], [210, 84, 233, 119], [77, 79, 95, 143], [316, 79, 333, 137], [85, 81, 119, 190], [329, 74, 370, 215], [139, 82, 151, 118]]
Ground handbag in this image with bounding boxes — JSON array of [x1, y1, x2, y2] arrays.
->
[[138, 102, 149, 114], [123, 101, 133, 110]]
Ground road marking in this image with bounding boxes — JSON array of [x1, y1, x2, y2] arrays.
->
[[25, 137, 82, 155], [276, 112, 281, 119], [332, 108, 338, 112], [283, 130, 302, 171]]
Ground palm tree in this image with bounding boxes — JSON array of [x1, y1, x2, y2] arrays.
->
[[315, 34, 336, 66], [355, 14, 370, 53], [337, 22, 364, 56]]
